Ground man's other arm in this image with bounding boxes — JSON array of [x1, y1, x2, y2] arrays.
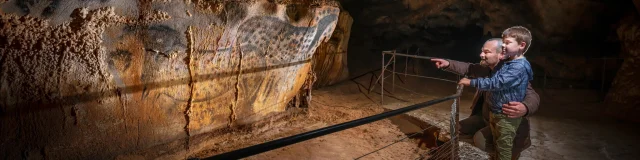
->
[[522, 83, 539, 116], [470, 63, 526, 91]]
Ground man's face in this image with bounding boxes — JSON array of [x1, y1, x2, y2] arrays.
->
[[502, 37, 525, 57], [480, 40, 502, 67]]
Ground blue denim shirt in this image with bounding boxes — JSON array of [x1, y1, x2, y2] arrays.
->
[[470, 58, 533, 114]]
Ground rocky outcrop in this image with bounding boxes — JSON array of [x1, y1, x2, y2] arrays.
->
[[605, 11, 640, 123], [0, 0, 339, 159], [313, 8, 352, 87]]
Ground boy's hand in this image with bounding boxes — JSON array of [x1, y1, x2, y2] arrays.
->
[[430, 59, 450, 69], [458, 78, 471, 86]]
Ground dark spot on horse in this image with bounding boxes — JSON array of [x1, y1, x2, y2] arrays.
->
[[262, 2, 277, 14], [224, 3, 248, 24]]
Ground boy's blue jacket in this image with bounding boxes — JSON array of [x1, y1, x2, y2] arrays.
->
[[470, 58, 533, 114]]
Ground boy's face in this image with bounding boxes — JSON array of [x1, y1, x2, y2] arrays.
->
[[480, 40, 502, 67], [502, 37, 525, 58]]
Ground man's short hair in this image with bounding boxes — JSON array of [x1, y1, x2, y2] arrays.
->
[[502, 26, 532, 54], [486, 38, 503, 53]]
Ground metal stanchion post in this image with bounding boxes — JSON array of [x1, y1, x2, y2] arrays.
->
[[381, 51, 385, 105], [450, 84, 462, 160], [392, 52, 396, 92]]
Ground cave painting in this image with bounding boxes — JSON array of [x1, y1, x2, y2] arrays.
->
[[104, 3, 339, 134], [221, 7, 339, 126]]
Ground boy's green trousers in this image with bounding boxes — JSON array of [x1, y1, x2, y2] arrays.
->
[[489, 113, 522, 160]]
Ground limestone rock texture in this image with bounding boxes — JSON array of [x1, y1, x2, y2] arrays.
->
[[605, 10, 640, 123], [0, 0, 339, 159], [312, 7, 352, 87]]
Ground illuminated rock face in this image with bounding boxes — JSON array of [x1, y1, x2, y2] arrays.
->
[[0, 0, 338, 159], [313, 9, 352, 87]]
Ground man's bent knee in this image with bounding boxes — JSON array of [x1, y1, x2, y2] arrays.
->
[[473, 130, 487, 151], [459, 115, 486, 136]]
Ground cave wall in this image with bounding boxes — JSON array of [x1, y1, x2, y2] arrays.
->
[[0, 0, 339, 159], [340, 0, 640, 122], [605, 10, 640, 123], [313, 7, 352, 87], [472, 0, 627, 87], [341, 0, 631, 88]]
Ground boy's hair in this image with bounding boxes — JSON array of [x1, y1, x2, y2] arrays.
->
[[502, 26, 532, 54]]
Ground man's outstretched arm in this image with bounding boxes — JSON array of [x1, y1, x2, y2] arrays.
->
[[431, 59, 491, 78]]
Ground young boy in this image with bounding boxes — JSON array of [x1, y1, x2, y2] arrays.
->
[[458, 26, 534, 160]]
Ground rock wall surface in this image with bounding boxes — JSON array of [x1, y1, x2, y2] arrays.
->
[[0, 0, 338, 159], [313, 8, 351, 87], [605, 11, 640, 123]]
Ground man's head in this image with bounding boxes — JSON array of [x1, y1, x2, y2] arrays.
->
[[480, 38, 503, 68], [502, 26, 532, 59]]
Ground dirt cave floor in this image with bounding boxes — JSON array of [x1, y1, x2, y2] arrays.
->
[[159, 71, 640, 160], [185, 77, 441, 160]]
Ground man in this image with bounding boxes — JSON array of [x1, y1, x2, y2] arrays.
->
[[431, 38, 540, 160]]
